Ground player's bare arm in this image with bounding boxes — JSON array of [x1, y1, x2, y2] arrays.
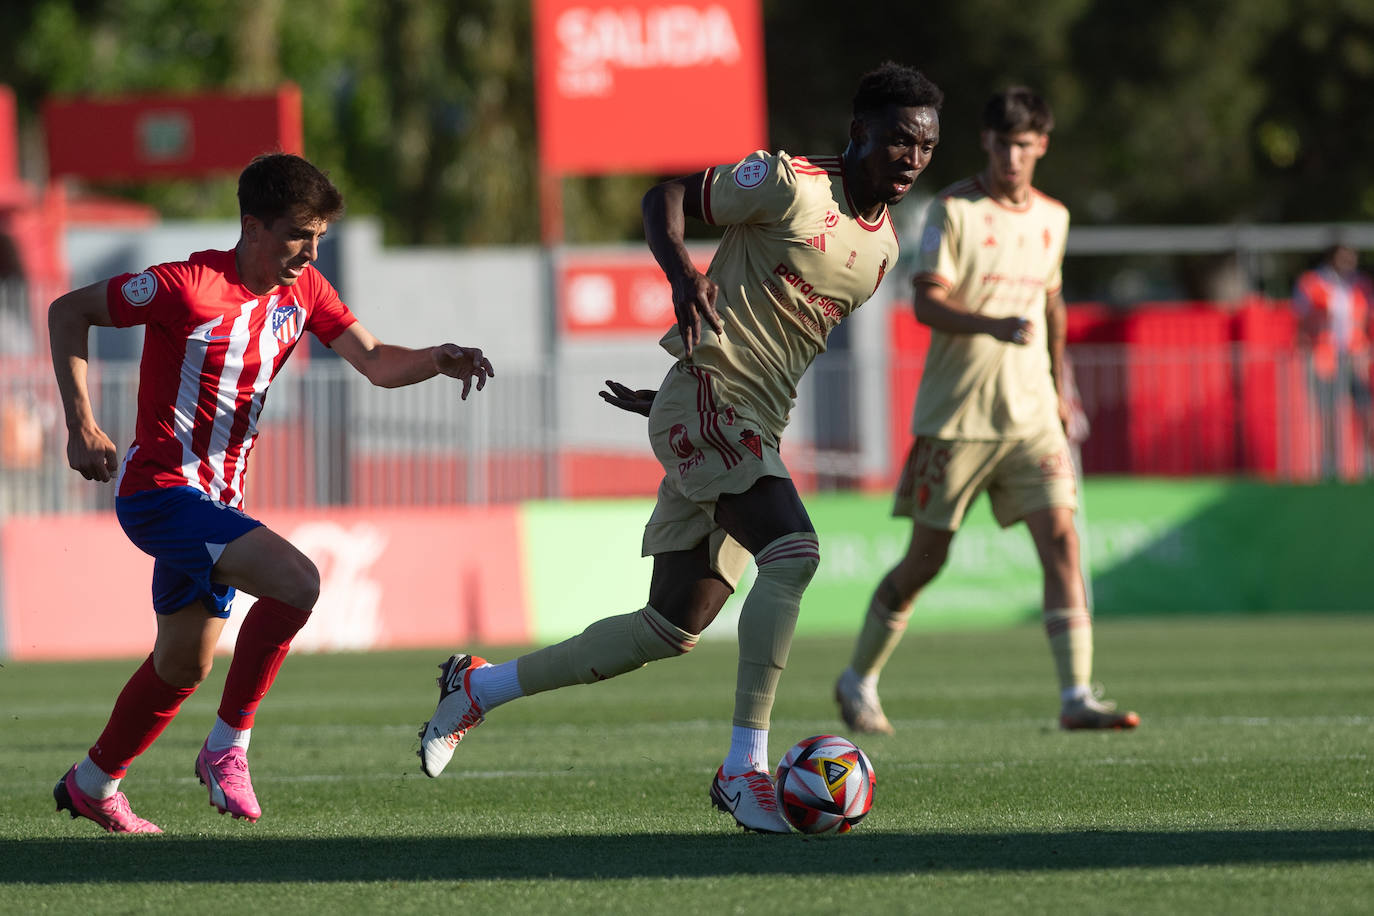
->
[[48, 281, 120, 482], [642, 173, 723, 357], [331, 322, 493, 398], [1044, 288, 1071, 427], [599, 379, 657, 417], [913, 279, 1033, 345]]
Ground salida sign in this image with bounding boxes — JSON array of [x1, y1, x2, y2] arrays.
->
[[535, 0, 766, 174]]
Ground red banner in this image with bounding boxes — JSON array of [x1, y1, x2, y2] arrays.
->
[[534, 0, 766, 175], [557, 249, 714, 334], [43, 86, 303, 182], [0, 506, 529, 660]]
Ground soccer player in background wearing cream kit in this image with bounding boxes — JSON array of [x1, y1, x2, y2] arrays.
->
[[48, 153, 494, 834], [418, 62, 943, 833], [834, 87, 1141, 735]]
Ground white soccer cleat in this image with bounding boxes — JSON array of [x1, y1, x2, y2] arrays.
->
[[1060, 688, 1140, 730], [418, 654, 489, 777], [834, 668, 895, 736], [709, 766, 791, 834]]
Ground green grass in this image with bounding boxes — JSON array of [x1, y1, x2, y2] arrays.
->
[[1, 614, 1371, 915]]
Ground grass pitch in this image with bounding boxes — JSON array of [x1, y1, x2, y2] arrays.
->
[[1, 614, 1370, 914]]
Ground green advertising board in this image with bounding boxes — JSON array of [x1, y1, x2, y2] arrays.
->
[[521, 479, 1374, 642]]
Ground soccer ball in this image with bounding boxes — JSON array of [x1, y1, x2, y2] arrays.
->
[[774, 734, 875, 835]]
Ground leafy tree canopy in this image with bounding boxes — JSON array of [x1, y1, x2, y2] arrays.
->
[[0, 0, 1369, 245]]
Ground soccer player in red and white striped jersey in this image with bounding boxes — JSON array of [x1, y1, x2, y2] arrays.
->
[[49, 153, 494, 833]]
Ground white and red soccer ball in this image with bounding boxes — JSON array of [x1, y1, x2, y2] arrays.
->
[[775, 734, 875, 835]]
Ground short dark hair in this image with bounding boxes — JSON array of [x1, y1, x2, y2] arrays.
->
[[237, 153, 344, 225], [852, 61, 943, 120], [983, 87, 1054, 134]]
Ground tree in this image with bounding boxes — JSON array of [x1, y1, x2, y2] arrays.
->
[[1, 0, 1370, 250]]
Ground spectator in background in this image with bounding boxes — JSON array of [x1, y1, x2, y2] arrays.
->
[[1293, 243, 1374, 478]]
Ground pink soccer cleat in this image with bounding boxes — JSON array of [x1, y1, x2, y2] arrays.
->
[[195, 742, 262, 822], [53, 765, 162, 834]]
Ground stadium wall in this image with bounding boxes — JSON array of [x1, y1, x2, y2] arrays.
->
[[3, 479, 1370, 660]]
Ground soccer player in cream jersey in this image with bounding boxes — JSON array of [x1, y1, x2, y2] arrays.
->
[[835, 87, 1140, 734], [418, 62, 943, 833]]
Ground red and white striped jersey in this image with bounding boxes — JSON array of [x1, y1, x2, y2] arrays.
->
[[107, 248, 356, 507]]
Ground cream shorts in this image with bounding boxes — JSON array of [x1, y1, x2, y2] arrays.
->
[[893, 425, 1078, 530], [640, 364, 787, 587]]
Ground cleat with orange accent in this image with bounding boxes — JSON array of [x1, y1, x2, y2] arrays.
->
[[709, 766, 791, 834], [1060, 692, 1140, 730], [418, 654, 489, 777]]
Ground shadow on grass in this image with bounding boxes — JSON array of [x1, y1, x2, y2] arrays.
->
[[3, 830, 1372, 883]]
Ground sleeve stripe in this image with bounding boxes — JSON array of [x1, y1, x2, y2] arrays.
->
[[915, 271, 954, 289], [701, 166, 716, 225]]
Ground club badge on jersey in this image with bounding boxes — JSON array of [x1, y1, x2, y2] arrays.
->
[[271, 301, 305, 346]]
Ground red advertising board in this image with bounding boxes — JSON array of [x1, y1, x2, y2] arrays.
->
[[534, 0, 766, 175], [0, 506, 529, 660], [556, 249, 715, 334], [43, 86, 303, 182]]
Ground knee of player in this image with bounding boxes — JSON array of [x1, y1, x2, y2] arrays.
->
[[284, 555, 321, 610], [888, 551, 945, 600], [757, 533, 821, 584], [156, 654, 212, 688], [911, 540, 951, 576], [1041, 524, 1079, 563]]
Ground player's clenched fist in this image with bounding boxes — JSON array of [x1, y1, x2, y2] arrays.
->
[[67, 423, 119, 482]]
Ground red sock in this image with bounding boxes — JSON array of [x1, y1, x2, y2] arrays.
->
[[88, 654, 196, 778], [217, 598, 312, 729]]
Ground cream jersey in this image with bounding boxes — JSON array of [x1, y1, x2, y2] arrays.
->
[[911, 176, 1069, 440], [658, 150, 900, 438]]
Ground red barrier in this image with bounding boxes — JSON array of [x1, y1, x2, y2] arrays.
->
[[887, 300, 1323, 477], [1232, 304, 1297, 477], [887, 309, 931, 481], [0, 506, 529, 660], [1122, 305, 1236, 474]]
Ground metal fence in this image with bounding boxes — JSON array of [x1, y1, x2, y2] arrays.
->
[[2, 341, 1368, 517]]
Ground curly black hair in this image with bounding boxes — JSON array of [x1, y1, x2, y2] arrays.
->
[[852, 61, 944, 119]]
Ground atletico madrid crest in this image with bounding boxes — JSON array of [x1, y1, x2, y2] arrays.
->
[[271, 302, 304, 345]]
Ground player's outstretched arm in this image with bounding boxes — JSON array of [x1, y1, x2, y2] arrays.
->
[[599, 379, 657, 417], [48, 282, 119, 482], [913, 280, 1033, 345], [332, 322, 494, 398]]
